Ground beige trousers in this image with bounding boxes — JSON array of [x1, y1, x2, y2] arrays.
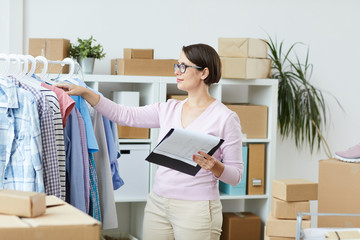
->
[[143, 191, 222, 240]]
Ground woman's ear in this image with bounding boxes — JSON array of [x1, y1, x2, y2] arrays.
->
[[200, 67, 209, 81]]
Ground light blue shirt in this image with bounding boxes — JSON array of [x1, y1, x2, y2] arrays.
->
[[72, 78, 122, 190], [0, 77, 44, 192]]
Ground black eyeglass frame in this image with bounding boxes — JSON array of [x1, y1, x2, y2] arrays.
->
[[174, 63, 204, 74]]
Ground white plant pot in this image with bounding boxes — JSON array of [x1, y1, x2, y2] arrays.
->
[[78, 57, 95, 74]]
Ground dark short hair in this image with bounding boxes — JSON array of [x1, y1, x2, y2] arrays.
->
[[182, 43, 221, 85]]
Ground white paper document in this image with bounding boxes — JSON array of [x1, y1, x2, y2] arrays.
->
[[153, 128, 222, 166]]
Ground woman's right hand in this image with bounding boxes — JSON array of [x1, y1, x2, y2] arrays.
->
[[55, 83, 101, 107], [55, 83, 85, 96]]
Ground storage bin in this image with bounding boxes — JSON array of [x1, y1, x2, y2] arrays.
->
[[114, 144, 150, 200]]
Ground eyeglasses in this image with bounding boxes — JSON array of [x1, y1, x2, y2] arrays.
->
[[174, 63, 204, 74]]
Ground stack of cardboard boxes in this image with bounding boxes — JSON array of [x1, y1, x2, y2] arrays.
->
[[265, 179, 318, 239], [218, 38, 271, 79], [111, 48, 177, 76], [0, 189, 101, 240]]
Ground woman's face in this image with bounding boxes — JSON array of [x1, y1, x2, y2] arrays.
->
[[175, 51, 204, 92]]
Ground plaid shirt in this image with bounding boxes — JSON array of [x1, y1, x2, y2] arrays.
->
[[0, 77, 44, 192], [11, 77, 61, 198]]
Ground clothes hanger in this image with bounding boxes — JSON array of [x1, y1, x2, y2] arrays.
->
[[35, 56, 49, 80], [8, 54, 21, 77], [21, 55, 42, 88], [16, 55, 29, 80], [53, 57, 78, 85], [0, 53, 10, 77]]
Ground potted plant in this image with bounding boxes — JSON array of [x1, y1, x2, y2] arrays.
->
[[69, 36, 106, 74], [264, 35, 342, 156]]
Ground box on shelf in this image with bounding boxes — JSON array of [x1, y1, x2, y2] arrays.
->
[[219, 145, 248, 196], [124, 48, 154, 59], [221, 57, 271, 79], [0, 196, 101, 240], [272, 179, 318, 202], [112, 91, 140, 107], [221, 212, 261, 240], [111, 59, 177, 76], [113, 144, 150, 200], [0, 189, 45, 218], [271, 197, 310, 220], [167, 94, 188, 101], [318, 159, 360, 228], [247, 143, 266, 195], [218, 38, 268, 59], [117, 125, 149, 139], [266, 214, 310, 238], [28, 38, 70, 73], [226, 104, 268, 139]]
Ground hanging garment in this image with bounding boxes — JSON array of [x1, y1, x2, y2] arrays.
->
[[40, 82, 76, 200], [63, 107, 86, 213], [75, 106, 90, 214], [11, 77, 61, 198], [0, 77, 44, 192], [91, 109, 118, 230]]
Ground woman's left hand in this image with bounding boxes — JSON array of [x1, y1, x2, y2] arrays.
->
[[193, 151, 224, 177], [193, 151, 217, 170]]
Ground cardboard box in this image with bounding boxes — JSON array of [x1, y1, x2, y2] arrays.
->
[[28, 38, 70, 73], [271, 197, 310, 220], [220, 212, 261, 240], [218, 38, 268, 59], [264, 227, 295, 240], [272, 179, 318, 202], [221, 57, 271, 79], [266, 214, 310, 238], [0, 189, 45, 218], [167, 94, 188, 101], [124, 48, 154, 59], [111, 59, 177, 76], [247, 144, 265, 195], [318, 159, 360, 228], [0, 196, 101, 240], [265, 236, 294, 240], [226, 104, 268, 139], [117, 125, 149, 139], [219, 145, 248, 195]]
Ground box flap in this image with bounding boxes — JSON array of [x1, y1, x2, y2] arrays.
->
[[23, 202, 100, 227], [0, 215, 29, 228], [46, 195, 65, 207]]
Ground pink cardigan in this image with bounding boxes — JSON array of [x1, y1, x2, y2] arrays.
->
[[94, 96, 243, 200]]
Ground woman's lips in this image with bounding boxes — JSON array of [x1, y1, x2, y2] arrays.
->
[[177, 78, 183, 83]]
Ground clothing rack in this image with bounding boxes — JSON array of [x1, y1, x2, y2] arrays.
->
[[0, 53, 83, 81]]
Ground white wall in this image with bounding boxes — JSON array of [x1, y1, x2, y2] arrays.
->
[[7, 0, 360, 185]]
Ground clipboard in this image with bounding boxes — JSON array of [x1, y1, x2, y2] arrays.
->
[[145, 128, 224, 176]]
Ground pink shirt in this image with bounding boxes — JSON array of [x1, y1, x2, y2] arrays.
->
[[41, 83, 75, 128], [94, 96, 243, 200]]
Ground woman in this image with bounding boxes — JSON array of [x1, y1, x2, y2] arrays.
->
[[57, 43, 243, 240]]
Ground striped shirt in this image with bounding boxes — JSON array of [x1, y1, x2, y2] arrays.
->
[[39, 87, 67, 200]]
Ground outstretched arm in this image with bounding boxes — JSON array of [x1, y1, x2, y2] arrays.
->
[[55, 83, 100, 107]]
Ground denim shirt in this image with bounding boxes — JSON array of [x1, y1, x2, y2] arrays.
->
[[0, 77, 44, 192]]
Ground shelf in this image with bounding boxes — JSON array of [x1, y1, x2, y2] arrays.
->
[[114, 194, 268, 202], [220, 193, 268, 200], [118, 139, 152, 144], [242, 138, 270, 143]]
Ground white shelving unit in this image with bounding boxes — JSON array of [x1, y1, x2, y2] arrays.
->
[[84, 74, 278, 239]]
